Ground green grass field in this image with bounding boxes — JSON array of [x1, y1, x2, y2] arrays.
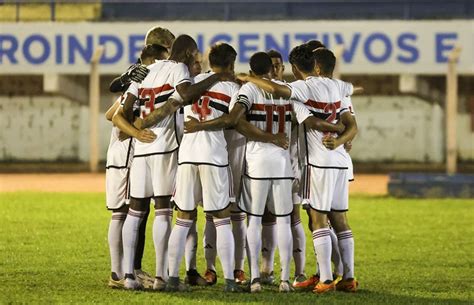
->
[[0, 192, 473, 304]]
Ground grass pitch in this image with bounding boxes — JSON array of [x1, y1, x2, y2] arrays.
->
[[0, 192, 472, 304]]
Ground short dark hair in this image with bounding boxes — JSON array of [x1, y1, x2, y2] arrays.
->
[[313, 48, 336, 75], [208, 43, 237, 68], [140, 44, 168, 61], [306, 40, 326, 51], [249, 52, 273, 75], [169, 34, 198, 58], [267, 49, 283, 62], [289, 44, 315, 73]]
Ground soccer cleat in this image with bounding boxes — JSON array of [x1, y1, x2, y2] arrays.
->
[[165, 277, 190, 292], [313, 280, 336, 294], [336, 278, 358, 292], [135, 269, 154, 289], [224, 279, 243, 292], [234, 269, 247, 285], [292, 274, 307, 287], [250, 278, 262, 293], [185, 269, 208, 286], [153, 277, 167, 291], [204, 269, 217, 285], [260, 271, 275, 285], [108, 277, 125, 289], [124, 277, 144, 290], [279, 280, 294, 293], [333, 274, 343, 285], [292, 274, 319, 291]]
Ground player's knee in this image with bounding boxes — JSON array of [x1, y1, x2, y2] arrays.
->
[[291, 207, 301, 224], [262, 209, 276, 224], [129, 197, 150, 211], [328, 212, 350, 232], [177, 210, 194, 220], [113, 204, 129, 213], [153, 195, 172, 209], [210, 206, 231, 219]]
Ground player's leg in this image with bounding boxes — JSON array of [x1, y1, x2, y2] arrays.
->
[[328, 224, 344, 281], [166, 164, 198, 292], [203, 212, 218, 285], [201, 165, 240, 292], [122, 156, 153, 290], [268, 179, 294, 293], [291, 207, 307, 285], [107, 204, 128, 288], [134, 206, 153, 287], [261, 209, 276, 285], [185, 211, 207, 286], [230, 207, 247, 284], [151, 195, 172, 290]]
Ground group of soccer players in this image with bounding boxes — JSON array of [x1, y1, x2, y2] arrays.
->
[[104, 26, 359, 294]]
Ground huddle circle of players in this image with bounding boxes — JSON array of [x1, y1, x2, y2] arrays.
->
[[105, 26, 359, 294]]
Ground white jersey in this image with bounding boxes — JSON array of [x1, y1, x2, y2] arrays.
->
[[126, 60, 191, 157], [343, 96, 355, 180], [289, 76, 352, 168], [178, 72, 240, 166], [237, 80, 311, 179]]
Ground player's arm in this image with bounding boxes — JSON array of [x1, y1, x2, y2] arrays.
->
[[140, 98, 183, 129], [105, 98, 121, 121], [235, 119, 288, 149], [322, 112, 358, 150], [236, 73, 291, 99], [302, 116, 345, 133], [176, 72, 234, 103], [184, 103, 247, 133], [109, 64, 149, 93]]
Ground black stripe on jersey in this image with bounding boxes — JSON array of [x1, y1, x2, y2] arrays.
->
[[134, 147, 178, 158], [308, 163, 349, 170], [243, 173, 294, 181], [246, 114, 292, 122], [209, 101, 229, 114], [310, 111, 340, 121], [236, 101, 250, 112], [237, 202, 294, 217], [138, 92, 173, 106], [178, 161, 229, 168]]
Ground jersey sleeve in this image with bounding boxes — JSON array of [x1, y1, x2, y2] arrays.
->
[[125, 81, 139, 98], [337, 80, 354, 97], [228, 84, 240, 111], [236, 84, 255, 112], [288, 80, 307, 102], [340, 96, 354, 115], [172, 63, 192, 88], [292, 100, 312, 124]]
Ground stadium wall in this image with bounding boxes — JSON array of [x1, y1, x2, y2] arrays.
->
[[1, 95, 472, 163]]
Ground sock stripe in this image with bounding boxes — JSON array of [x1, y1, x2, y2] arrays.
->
[[213, 219, 231, 227], [111, 215, 127, 221], [155, 209, 173, 217], [230, 214, 246, 221], [205, 214, 214, 221], [337, 232, 353, 240], [312, 229, 331, 239], [128, 209, 146, 218], [176, 219, 193, 227], [291, 219, 302, 226]]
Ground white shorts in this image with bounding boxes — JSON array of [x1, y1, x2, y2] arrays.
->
[[129, 151, 178, 198], [105, 167, 130, 210], [301, 166, 349, 213], [292, 177, 302, 205], [239, 176, 293, 217], [173, 164, 233, 212]]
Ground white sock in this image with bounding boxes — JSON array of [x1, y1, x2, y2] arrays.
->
[[337, 230, 355, 279], [291, 218, 306, 276], [122, 209, 147, 277], [214, 217, 235, 280], [168, 218, 193, 278], [231, 212, 246, 271], [247, 216, 262, 281], [153, 208, 172, 279], [312, 228, 333, 283], [109, 212, 126, 278], [329, 227, 343, 276], [203, 214, 217, 271], [261, 221, 276, 273], [185, 220, 198, 271], [276, 216, 293, 282]]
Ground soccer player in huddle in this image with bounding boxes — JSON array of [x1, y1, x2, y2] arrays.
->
[[237, 44, 358, 294], [113, 35, 234, 290]]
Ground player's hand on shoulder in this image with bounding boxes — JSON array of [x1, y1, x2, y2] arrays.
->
[[344, 141, 352, 152], [271, 133, 289, 150], [136, 128, 156, 143], [322, 135, 339, 150], [184, 116, 201, 133], [236, 73, 249, 83]]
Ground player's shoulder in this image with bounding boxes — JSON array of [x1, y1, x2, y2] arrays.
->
[[193, 72, 212, 83]]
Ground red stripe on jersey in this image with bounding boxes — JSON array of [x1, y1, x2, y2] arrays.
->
[[203, 91, 231, 103], [250, 104, 293, 112], [138, 83, 174, 96], [304, 100, 341, 110]]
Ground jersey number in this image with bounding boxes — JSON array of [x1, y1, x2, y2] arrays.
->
[[192, 96, 212, 121], [139, 88, 155, 118], [264, 105, 286, 133], [323, 103, 338, 136]]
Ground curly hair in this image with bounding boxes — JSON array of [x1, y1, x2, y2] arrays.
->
[[289, 44, 315, 73], [209, 43, 237, 68]]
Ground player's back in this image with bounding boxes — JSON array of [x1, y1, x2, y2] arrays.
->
[[297, 76, 352, 168], [127, 59, 190, 157], [179, 72, 240, 166]]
